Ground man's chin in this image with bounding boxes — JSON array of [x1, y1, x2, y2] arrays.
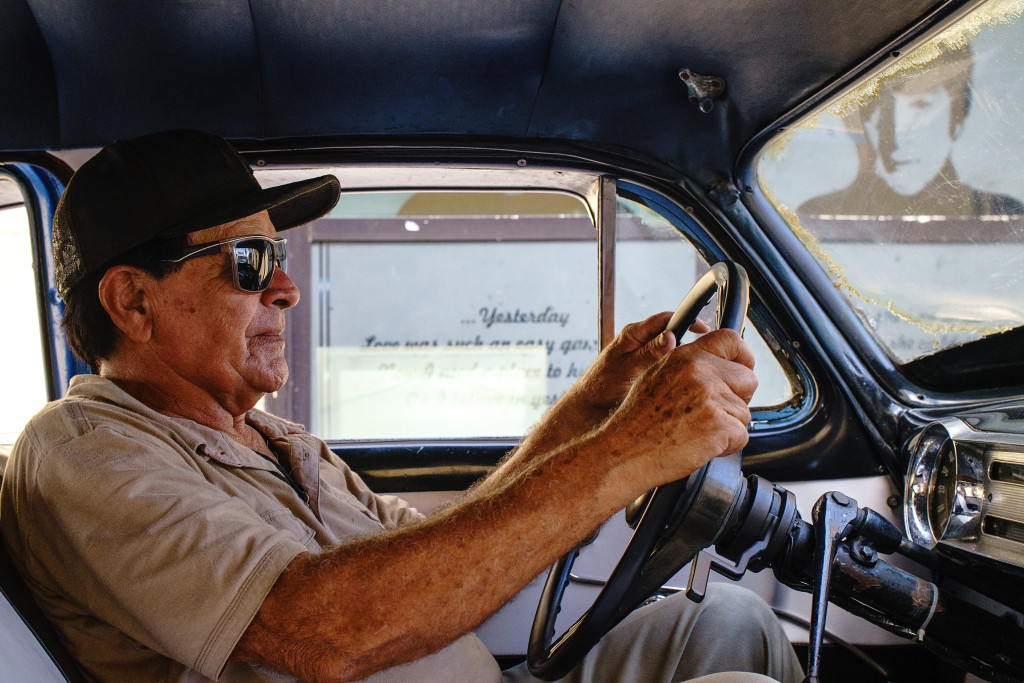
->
[[247, 359, 290, 396]]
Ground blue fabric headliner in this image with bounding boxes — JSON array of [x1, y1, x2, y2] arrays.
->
[[0, 0, 946, 186]]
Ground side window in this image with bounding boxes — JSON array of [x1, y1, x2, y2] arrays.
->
[[262, 181, 798, 438], [613, 194, 795, 409], [0, 174, 48, 445], [300, 191, 598, 440]]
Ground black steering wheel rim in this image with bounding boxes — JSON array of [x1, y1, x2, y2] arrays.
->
[[527, 261, 751, 681]]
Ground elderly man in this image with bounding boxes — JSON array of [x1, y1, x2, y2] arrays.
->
[[0, 130, 801, 683]]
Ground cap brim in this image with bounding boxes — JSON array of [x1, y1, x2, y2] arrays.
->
[[264, 174, 342, 232], [158, 174, 341, 239]]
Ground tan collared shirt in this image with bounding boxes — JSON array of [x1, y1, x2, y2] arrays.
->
[[0, 375, 500, 682]]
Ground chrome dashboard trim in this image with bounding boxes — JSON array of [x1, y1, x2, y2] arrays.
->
[[905, 416, 1024, 568]]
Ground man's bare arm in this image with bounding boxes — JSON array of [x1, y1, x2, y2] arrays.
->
[[231, 327, 756, 683]]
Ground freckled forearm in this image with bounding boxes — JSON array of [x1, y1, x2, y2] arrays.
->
[[234, 328, 754, 681], [486, 386, 613, 486], [232, 431, 635, 682]]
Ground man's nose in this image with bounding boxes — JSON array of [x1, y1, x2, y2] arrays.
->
[[262, 265, 300, 309]]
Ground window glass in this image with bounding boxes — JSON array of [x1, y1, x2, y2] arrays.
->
[[259, 173, 798, 437], [613, 197, 794, 408], [308, 191, 598, 439], [758, 0, 1024, 364], [0, 176, 47, 444]]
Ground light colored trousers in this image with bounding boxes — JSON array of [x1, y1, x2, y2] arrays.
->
[[503, 583, 804, 683]]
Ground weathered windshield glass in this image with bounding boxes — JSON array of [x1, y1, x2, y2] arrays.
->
[[757, 0, 1024, 364]]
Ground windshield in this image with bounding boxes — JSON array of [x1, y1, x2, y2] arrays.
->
[[757, 0, 1024, 367]]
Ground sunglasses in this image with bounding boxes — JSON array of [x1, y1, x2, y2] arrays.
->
[[164, 235, 287, 292]]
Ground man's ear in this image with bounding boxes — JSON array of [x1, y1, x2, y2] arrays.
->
[[97, 266, 154, 343]]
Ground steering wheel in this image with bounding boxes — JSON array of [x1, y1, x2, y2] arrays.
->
[[527, 260, 752, 680]]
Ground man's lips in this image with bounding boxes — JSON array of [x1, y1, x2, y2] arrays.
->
[[248, 322, 285, 338], [248, 330, 286, 348]]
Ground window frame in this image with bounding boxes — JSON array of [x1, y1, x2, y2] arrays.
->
[[8, 145, 876, 482], [0, 160, 87, 404], [260, 166, 613, 429], [256, 163, 812, 440]]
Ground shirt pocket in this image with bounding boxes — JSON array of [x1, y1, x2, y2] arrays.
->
[[259, 507, 318, 552]]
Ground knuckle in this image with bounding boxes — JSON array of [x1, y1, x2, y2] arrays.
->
[[618, 319, 643, 339]]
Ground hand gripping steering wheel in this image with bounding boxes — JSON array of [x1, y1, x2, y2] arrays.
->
[[527, 261, 752, 680]]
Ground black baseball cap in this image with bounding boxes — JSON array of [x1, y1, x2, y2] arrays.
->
[[52, 129, 341, 297]]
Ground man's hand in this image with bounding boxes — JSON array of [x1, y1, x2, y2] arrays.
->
[[570, 311, 679, 415], [600, 327, 757, 490], [516, 312, 711, 457]]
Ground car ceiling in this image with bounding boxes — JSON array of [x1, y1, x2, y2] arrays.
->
[[1, 0, 947, 188]]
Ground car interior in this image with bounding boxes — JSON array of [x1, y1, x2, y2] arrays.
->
[[2, 0, 1024, 681]]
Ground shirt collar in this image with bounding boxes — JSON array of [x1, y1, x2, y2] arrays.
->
[[66, 374, 313, 468]]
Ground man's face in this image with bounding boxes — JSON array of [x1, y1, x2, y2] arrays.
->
[[863, 83, 954, 196], [144, 210, 299, 413]]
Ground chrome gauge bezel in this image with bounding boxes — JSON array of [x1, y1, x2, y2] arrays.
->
[[904, 416, 1024, 568], [905, 420, 961, 548]]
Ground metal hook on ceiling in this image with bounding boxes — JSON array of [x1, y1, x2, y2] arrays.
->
[[679, 68, 725, 113]]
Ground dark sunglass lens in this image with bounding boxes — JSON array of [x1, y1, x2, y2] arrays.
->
[[234, 241, 274, 291], [275, 241, 287, 270]]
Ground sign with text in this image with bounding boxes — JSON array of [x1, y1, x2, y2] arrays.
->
[[317, 346, 549, 438]]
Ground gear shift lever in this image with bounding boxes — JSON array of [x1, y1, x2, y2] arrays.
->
[[805, 492, 861, 683]]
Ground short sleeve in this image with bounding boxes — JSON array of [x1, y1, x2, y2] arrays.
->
[[11, 423, 307, 679]]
